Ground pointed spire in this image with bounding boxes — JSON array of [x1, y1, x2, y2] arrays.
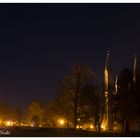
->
[[103, 50, 110, 131], [104, 68, 108, 91], [104, 50, 110, 90], [133, 54, 137, 84], [115, 75, 118, 95], [105, 50, 110, 69]]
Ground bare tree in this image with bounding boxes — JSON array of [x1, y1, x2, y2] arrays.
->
[[79, 82, 104, 132], [26, 100, 46, 127], [59, 64, 96, 128]]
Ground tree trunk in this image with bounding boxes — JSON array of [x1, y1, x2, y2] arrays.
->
[[74, 94, 78, 129], [124, 119, 129, 135]]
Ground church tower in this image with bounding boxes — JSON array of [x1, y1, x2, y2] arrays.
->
[[133, 55, 137, 84], [103, 50, 112, 131]]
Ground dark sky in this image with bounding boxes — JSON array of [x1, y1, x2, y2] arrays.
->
[[0, 3, 140, 109]]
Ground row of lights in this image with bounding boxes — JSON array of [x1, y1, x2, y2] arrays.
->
[[76, 125, 94, 129], [0, 118, 106, 131], [0, 120, 14, 127], [58, 118, 94, 130]]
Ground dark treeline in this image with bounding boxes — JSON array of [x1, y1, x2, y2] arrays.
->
[[0, 63, 140, 133]]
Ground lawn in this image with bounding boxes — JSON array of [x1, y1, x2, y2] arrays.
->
[[0, 127, 140, 137]]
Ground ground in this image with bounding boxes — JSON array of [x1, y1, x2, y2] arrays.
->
[[0, 127, 140, 137]]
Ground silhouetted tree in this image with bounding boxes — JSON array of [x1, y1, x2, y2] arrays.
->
[[26, 100, 46, 127], [79, 82, 104, 132], [0, 103, 22, 126], [117, 68, 135, 133], [45, 98, 72, 127], [58, 64, 96, 128], [45, 99, 58, 127]]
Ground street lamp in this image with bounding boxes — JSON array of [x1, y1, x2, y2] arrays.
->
[[58, 119, 65, 127], [101, 124, 106, 131], [90, 125, 94, 129], [6, 120, 13, 127]]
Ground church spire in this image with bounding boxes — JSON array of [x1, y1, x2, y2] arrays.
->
[[115, 75, 118, 95], [105, 50, 110, 69], [103, 50, 110, 130], [133, 55, 137, 84]]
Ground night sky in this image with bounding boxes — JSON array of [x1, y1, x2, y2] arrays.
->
[[0, 3, 140, 109]]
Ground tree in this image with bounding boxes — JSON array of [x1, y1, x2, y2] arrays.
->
[[117, 68, 136, 133], [45, 97, 72, 128], [45, 99, 58, 127], [26, 100, 47, 127], [58, 64, 96, 128], [79, 82, 104, 132], [0, 103, 22, 126]]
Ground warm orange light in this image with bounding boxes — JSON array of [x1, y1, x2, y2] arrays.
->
[[76, 125, 80, 129], [101, 124, 105, 130], [7, 121, 11, 126], [80, 125, 82, 129], [30, 122, 35, 127], [6, 121, 13, 126], [104, 68, 108, 89], [58, 119, 65, 126], [90, 125, 94, 129]]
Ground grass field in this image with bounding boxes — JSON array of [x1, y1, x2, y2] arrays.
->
[[0, 127, 140, 137]]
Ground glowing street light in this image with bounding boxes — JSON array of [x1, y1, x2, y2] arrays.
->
[[58, 119, 65, 127], [30, 124, 34, 127], [80, 125, 82, 129], [101, 124, 105, 131], [90, 125, 94, 129], [30, 122, 35, 127], [76, 125, 79, 129], [77, 118, 80, 121], [6, 120, 13, 127], [7, 121, 11, 126], [76, 125, 83, 129], [60, 120, 64, 125]]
